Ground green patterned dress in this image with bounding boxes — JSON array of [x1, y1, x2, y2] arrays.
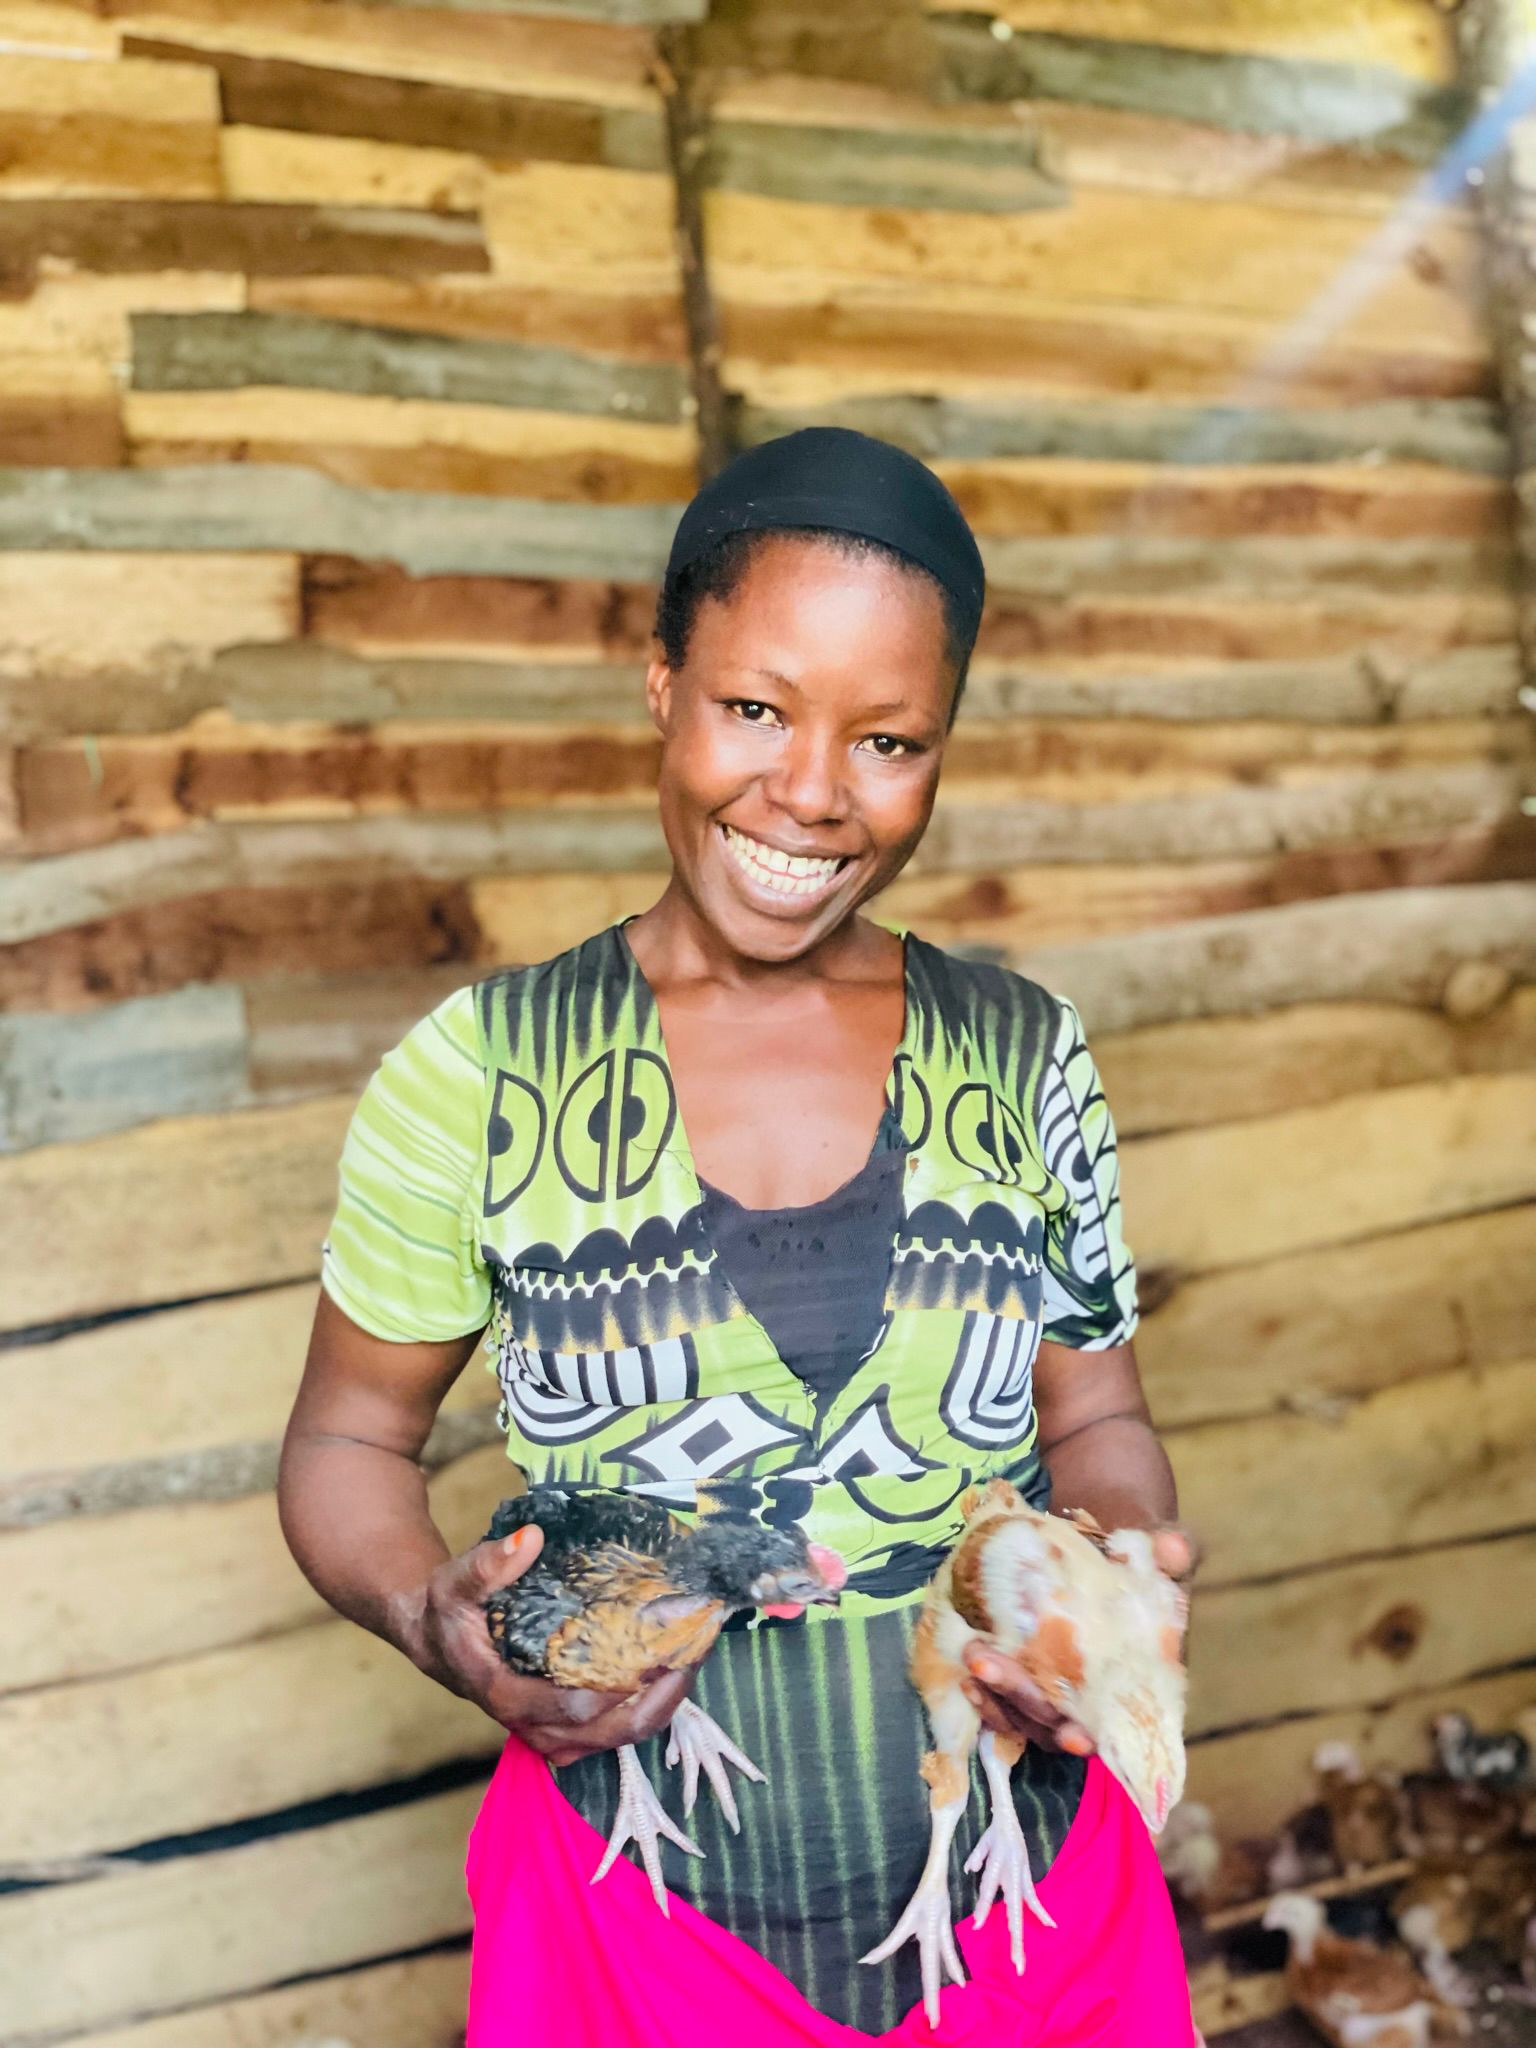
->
[[322, 922, 1138, 2030]]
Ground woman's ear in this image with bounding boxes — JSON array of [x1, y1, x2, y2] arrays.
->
[[644, 652, 674, 735]]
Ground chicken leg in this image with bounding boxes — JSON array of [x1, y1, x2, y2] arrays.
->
[[965, 1729, 1056, 1972], [591, 1742, 703, 1913], [665, 1698, 766, 1832], [861, 1683, 979, 2027]]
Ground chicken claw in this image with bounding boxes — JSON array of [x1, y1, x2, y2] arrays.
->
[[665, 1699, 766, 1833], [965, 1731, 1056, 1974], [861, 1792, 968, 2028], [591, 1741, 703, 1913]]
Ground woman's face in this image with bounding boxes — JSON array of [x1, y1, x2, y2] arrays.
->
[[645, 533, 955, 963]]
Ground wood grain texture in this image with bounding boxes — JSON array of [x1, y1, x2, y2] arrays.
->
[[0, 465, 681, 579], [722, 285, 1492, 406], [0, 1619, 500, 1863], [1138, 1202, 1536, 1429], [62, 1951, 470, 2048], [1097, 988, 1536, 1137], [1175, 1355, 1536, 1582], [1123, 1071, 1536, 1275], [0, 1094, 352, 1331], [739, 391, 1508, 473], [5, 1443, 507, 1691], [129, 308, 688, 416], [1185, 1665, 1536, 1842], [1186, 1529, 1536, 1736], [302, 555, 657, 657], [934, 18, 1461, 159], [1009, 881, 1536, 1034], [0, 198, 490, 289], [926, 0, 1456, 80], [0, 1783, 486, 2041]]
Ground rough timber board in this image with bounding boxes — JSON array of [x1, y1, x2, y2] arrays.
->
[[129, 309, 689, 417], [0, 1783, 486, 2042], [0, 1618, 500, 1863], [934, 19, 1463, 159], [1008, 881, 1536, 1035], [0, 984, 248, 1152], [737, 393, 1508, 473], [1137, 1202, 1536, 1429], [1185, 1529, 1536, 1736], [0, 199, 490, 289], [1175, 1354, 1536, 1584], [5, 1443, 509, 1692], [1122, 1070, 1536, 1276], [0, 465, 680, 579], [1185, 1666, 1536, 1842], [61, 1950, 471, 2048], [0, 552, 300, 679]]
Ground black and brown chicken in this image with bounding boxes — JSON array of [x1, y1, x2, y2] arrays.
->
[[482, 1483, 845, 1910]]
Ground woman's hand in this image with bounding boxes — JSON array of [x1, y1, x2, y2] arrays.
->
[[397, 1524, 697, 1768], [960, 1525, 1197, 1756]]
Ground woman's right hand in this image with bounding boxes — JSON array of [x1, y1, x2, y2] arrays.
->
[[397, 1524, 695, 1767]]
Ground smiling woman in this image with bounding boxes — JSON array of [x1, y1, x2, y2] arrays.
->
[[278, 429, 1198, 2045]]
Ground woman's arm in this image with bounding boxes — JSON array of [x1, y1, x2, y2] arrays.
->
[[278, 1292, 694, 1765]]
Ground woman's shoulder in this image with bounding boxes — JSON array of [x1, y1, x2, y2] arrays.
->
[[903, 930, 1078, 1046]]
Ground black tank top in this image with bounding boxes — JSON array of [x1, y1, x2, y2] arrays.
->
[[697, 1104, 908, 1408]]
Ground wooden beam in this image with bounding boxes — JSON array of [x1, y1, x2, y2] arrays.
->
[[0, 199, 490, 291], [0, 1617, 501, 1864], [1186, 1528, 1536, 1735], [1186, 1664, 1536, 1841], [1173, 1354, 1536, 1582], [934, 18, 1463, 158], [0, 51, 220, 200], [63, 1950, 470, 2048], [0, 1783, 486, 2042], [1124, 1070, 1536, 1275], [303, 555, 657, 658], [5, 1444, 509, 1693], [0, 465, 681, 579], [1009, 880, 1536, 1034], [129, 308, 688, 416], [926, 0, 1457, 81], [0, 984, 248, 1152], [1138, 1202, 1536, 1429], [738, 391, 1508, 473]]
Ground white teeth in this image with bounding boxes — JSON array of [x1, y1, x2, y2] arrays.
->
[[722, 825, 845, 896]]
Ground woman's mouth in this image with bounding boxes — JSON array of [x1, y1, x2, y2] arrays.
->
[[719, 823, 850, 905]]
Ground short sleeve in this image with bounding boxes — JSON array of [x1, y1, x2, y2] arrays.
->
[[1035, 995, 1139, 1351], [320, 985, 493, 1343]]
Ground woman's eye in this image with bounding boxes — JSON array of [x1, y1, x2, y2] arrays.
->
[[727, 699, 780, 725], [862, 734, 920, 758]]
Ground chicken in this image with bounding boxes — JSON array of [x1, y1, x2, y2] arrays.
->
[[1401, 1771, 1520, 1861], [482, 1482, 845, 1910], [1432, 1711, 1531, 1791], [1263, 1893, 1452, 2048], [1158, 1799, 1272, 1911], [862, 1478, 1187, 2025], [1314, 1742, 1405, 1872], [1392, 1863, 1479, 2009]]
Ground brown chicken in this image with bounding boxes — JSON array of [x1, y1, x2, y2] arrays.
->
[[863, 1479, 1188, 2024], [483, 1483, 845, 1910], [1313, 1741, 1405, 1872], [1263, 1893, 1462, 2048]]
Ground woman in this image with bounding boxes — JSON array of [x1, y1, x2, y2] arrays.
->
[[279, 428, 1199, 2045]]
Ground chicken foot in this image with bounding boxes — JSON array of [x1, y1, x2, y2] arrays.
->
[[965, 1729, 1056, 1973], [665, 1698, 766, 1833], [861, 1770, 968, 2028], [591, 1741, 703, 1914]]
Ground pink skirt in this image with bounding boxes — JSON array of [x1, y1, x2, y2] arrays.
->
[[465, 1735, 1199, 2046]]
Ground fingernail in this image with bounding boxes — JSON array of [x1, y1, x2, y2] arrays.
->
[[971, 1656, 1001, 1684], [502, 1532, 525, 1555]]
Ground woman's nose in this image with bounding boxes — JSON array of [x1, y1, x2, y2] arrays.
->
[[765, 733, 845, 825]]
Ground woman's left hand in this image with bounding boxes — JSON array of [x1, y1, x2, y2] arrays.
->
[[959, 1524, 1197, 1755]]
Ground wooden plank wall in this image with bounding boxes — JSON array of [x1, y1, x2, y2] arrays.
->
[[2, 0, 1534, 2038]]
